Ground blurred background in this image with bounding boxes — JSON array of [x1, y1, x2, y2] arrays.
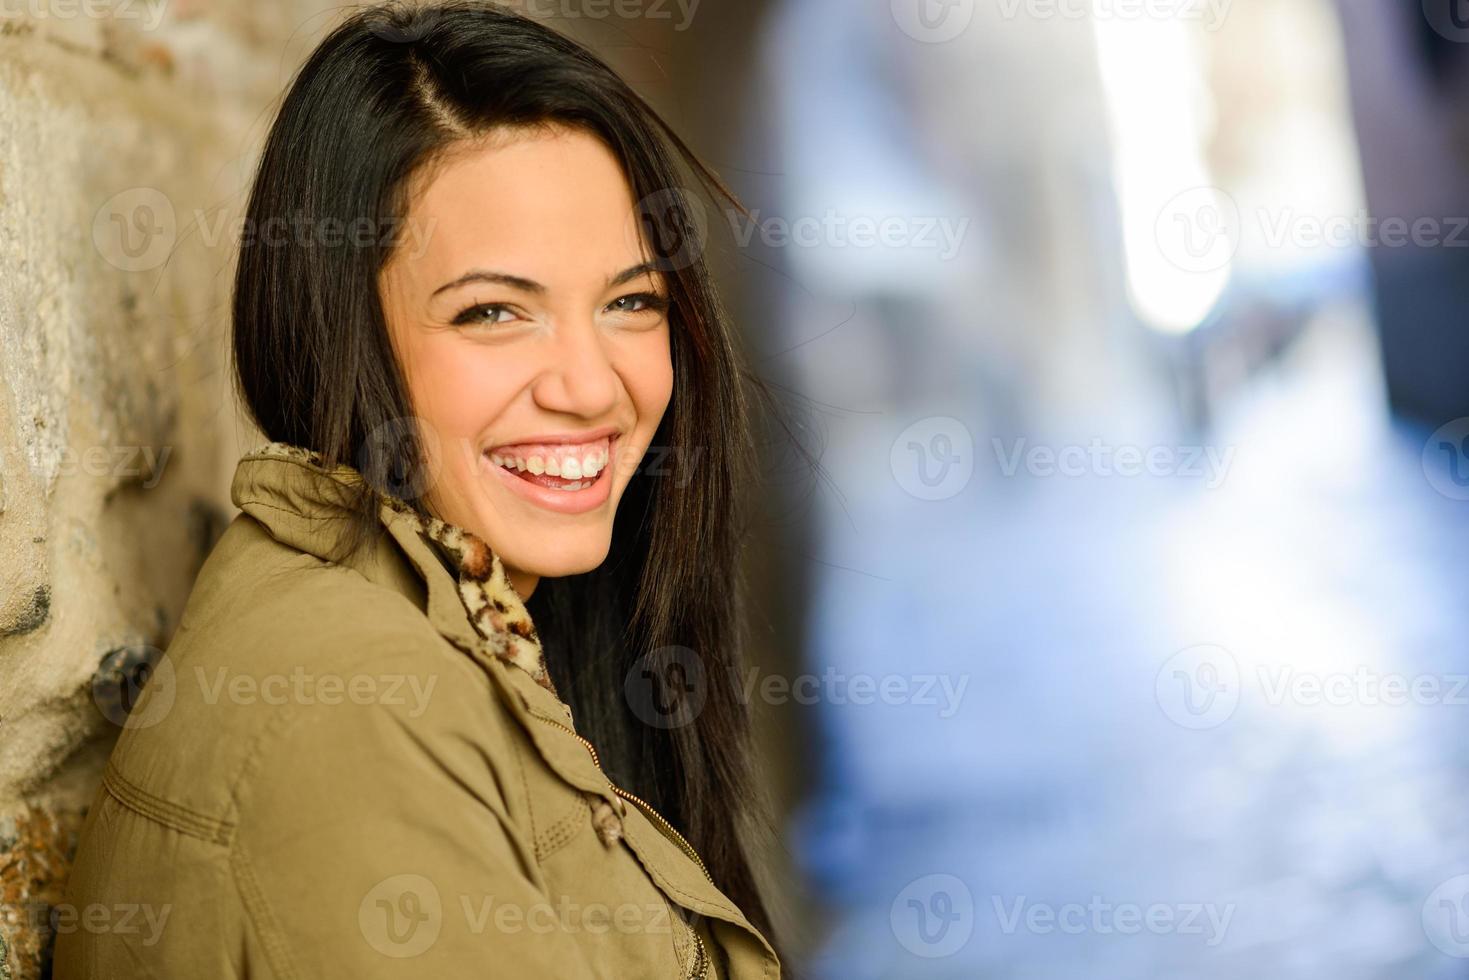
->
[[2, 1, 1468, 977], [623, 0, 1469, 977]]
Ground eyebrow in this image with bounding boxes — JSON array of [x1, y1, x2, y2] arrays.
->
[[430, 261, 661, 298]]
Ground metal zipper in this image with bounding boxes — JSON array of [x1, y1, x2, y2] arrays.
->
[[532, 713, 713, 978], [688, 923, 710, 980]]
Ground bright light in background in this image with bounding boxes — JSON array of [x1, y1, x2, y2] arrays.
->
[[1092, 8, 1231, 333]]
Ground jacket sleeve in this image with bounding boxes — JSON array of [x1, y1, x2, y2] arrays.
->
[[228, 640, 601, 978]]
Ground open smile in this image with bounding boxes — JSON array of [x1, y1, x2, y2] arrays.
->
[[482, 430, 619, 514]]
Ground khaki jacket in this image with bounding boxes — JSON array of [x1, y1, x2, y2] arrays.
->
[[54, 444, 780, 979]]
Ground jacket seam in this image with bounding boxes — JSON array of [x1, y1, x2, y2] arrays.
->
[[516, 737, 540, 859], [627, 817, 739, 917], [669, 897, 692, 973], [235, 495, 338, 520], [231, 841, 300, 980], [225, 697, 319, 980], [624, 821, 774, 973], [102, 764, 234, 845]]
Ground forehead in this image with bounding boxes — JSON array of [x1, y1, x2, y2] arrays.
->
[[400, 126, 645, 287]]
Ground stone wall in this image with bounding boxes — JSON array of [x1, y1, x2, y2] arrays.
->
[[0, 1, 335, 975], [0, 2, 810, 974]]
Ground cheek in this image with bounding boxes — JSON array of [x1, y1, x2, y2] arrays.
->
[[404, 339, 525, 459], [620, 329, 674, 430]]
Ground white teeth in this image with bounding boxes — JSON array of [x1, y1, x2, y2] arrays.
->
[[487, 442, 612, 484]]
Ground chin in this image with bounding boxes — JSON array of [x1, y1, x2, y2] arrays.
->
[[501, 534, 614, 582]]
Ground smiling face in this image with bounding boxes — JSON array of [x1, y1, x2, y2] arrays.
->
[[380, 125, 674, 597]]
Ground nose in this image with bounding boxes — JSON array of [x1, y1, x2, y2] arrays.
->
[[530, 319, 620, 420]]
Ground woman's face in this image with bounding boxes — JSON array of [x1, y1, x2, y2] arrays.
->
[[380, 126, 673, 597]]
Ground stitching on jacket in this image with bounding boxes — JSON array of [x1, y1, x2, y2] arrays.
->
[[621, 835, 743, 922], [226, 683, 315, 800], [224, 703, 333, 980], [224, 695, 331, 980], [101, 764, 233, 844], [535, 794, 591, 861], [624, 815, 737, 916], [514, 737, 539, 859], [669, 898, 692, 973], [622, 826, 758, 946], [230, 841, 300, 980], [517, 732, 590, 862], [652, 874, 717, 911]]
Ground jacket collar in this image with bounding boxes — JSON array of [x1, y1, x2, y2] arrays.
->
[[229, 441, 557, 698], [228, 442, 775, 964], [229, 443, 640, 834]]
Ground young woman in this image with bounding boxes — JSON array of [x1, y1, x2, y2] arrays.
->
[[55, 3, 780, 977]]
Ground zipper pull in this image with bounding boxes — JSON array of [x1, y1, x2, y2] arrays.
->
[[589, 794, 623, 846]]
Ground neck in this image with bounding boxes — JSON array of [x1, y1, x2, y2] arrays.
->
[[508, 566, 539, 600]]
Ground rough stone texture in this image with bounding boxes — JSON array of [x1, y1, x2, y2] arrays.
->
[[0, 3, 808, 975], [1, 799, 84, 978], [0, 2, 338, 975]]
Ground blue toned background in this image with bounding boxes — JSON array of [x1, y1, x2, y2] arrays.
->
[[588, 0, 1469, 975]]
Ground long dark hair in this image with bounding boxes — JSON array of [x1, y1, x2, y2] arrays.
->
[[231, 0, 775, 946]]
